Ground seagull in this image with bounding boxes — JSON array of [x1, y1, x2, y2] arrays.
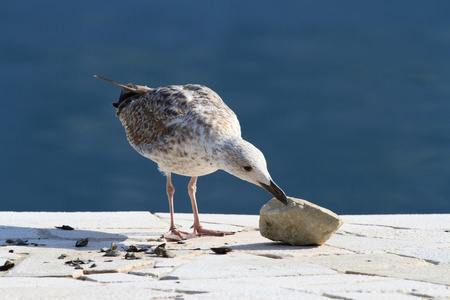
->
[[95, 75, 287, 241]]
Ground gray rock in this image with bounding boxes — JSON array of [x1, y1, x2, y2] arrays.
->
[[259, 197, 343, 246]]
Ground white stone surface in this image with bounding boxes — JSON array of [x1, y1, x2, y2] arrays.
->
[[0, 276, 100, 287], [328, 293, 421, 300], [154, 258, 190, 268], [81, 272, 155, 283], [299, 278, 450, 298], [388, 248, 450, 265], [182, 287, 329, 299], [166, 252, 336, 279], [3, 247, 156, 278], [342, 214, 450, 230], [297, 252, 430, 273], [326, 231, 431, 254], [366, 264, 450, 286], [0, 212, 449, 299], [128, 267, 173, 277], [0, 211, 167, 229], [338, 223, 448, 247], [0, 285, 179, 300]]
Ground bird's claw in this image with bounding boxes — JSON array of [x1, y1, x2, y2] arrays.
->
[[193, 226, 235, 237], [163, 228, 198, 242], [162, 226, 235, 241]]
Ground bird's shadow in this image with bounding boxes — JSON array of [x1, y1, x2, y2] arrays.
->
[[1, 225, 321, 252], [0, 225, 146, 251]]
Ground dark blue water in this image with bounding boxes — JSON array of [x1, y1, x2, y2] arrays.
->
[[1, 1, 449, 215]]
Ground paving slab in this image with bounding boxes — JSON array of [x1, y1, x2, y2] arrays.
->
[[338, 223, 449, 249], [0, 276, 100, 287], [296, 252, 450, 285], [80, 272, 156, 283], [0, 285, 180, 300], [326, 231, 430, 254], [165, 252, 336, 280], [342, 214, 450, 230], [204, 274, 450, 298], [387, 248, 450, 265], [327, 292, 434, 300], [3, 247, 156, 278], [297, 252, 430, 273], [128, 266, 173, 278], [154, 259, 191, 268], [0, 212, 448, 299], [362, 264, 450, 286], [0, 211, 166, 229], [115, 273, 449, 299], [182, 287, 329, 299], [299, 278, 450, 298]]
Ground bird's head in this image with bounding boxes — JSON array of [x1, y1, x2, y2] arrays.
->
[[218, 136, 288, 205]]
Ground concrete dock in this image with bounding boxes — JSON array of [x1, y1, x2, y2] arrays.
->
[[0, 212, 449, 299]]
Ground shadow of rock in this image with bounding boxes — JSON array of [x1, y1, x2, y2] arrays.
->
[[229, 241, 320, 251]]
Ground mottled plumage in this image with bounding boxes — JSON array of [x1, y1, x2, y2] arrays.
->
[[96, 75, 287, 241], [114, 84, 241, 177]]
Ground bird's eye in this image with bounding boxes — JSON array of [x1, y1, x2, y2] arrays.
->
[[243, 166, 252, 172]]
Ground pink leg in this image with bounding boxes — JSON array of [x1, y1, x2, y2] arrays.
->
[[188, 177, 235, 237], [163, 173, 196, 241]]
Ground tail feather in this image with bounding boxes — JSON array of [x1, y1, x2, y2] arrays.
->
[[94, 75, 151, 116], [94, 75, 150, 93]]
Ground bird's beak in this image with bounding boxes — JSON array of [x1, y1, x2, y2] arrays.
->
[[259, 180, 288, 205]]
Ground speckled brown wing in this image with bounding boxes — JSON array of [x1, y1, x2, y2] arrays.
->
[[115, 84, 241, 148], [181, 84, 241, 138], [116, 87, 184, 146]]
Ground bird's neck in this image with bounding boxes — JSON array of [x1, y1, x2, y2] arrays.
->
[[213, 135, 246, 170]]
